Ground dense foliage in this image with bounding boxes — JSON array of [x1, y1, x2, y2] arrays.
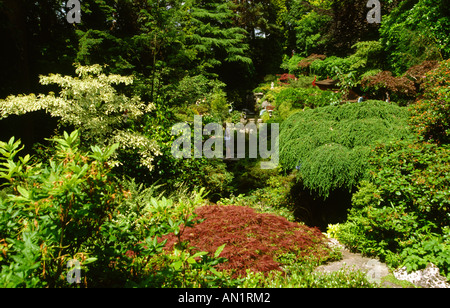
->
[[1, 0, 449, 288], [409, 59, 450, 144], [380, 0, 450, 75], [338, 139, 450, 278], [279, 100, 410, 198], [0, 65, 161, 171], [337, 60, 450, 279], [162, 205, 332, 278]]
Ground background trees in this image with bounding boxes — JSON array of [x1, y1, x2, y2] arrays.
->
[[380, 0, 450, 75]]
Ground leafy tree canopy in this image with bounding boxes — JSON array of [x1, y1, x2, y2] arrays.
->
[[380, 0, 450, 74]]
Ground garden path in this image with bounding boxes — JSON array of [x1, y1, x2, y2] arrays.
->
[[315, 238, 403, 288]]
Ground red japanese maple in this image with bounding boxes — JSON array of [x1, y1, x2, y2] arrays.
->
[[163, 205, 330, 277]]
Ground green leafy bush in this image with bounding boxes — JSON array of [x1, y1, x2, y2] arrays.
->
[[338, 138, 450, 274], [219, 172, 296, 221], [346, 41, 384, 77], [114, 186, 237, 288], [380, 0, 449, 74], [0, 131, 121, 287], [0, 131, 231, 287], [401, 234, 450, 279], [409, 59, 450, 144], [294, 11, 331, 57]]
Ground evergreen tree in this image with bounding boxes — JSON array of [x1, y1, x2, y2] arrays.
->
[[184, 0, 252, 76]]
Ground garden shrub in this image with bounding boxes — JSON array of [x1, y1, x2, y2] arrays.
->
[[240, 262, 375, 288], [115, 187, 237, 288], [277, 73, 297, 85], [270, 86, 341, 120], [338, 138, 450, 275], [337, 62, 450, 276], [309, 56, 352, 80], [140, 103, 235, 200], [0, 131, 122, 287], [279, 100, 411, 198], [294, 10, 332, 57], [361, 70, 416, 103], [409, 59, 450, 144], [162, 205, 334, 278], [280, 54, 305, 75]]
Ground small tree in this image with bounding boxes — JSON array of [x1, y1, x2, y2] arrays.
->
[[0, 64, 161, 171]]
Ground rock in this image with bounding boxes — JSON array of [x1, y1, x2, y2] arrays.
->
[[393, 263, 450, 288], [364, 259, 391, 284]]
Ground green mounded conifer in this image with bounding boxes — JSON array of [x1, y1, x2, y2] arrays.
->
[[279, 100, 411, 198]]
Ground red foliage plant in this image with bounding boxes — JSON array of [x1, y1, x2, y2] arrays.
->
[[404, 60, 439, 86], [162, 205, 331, 278], [277, 73, 297, 84], [361, 70, 416, 101]]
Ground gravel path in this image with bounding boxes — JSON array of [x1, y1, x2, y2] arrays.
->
[[315, 238, 450, 288], [315, 238, 395, 287]]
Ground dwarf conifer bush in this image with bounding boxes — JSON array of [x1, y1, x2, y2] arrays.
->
[[279, 101, 411, 198]]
